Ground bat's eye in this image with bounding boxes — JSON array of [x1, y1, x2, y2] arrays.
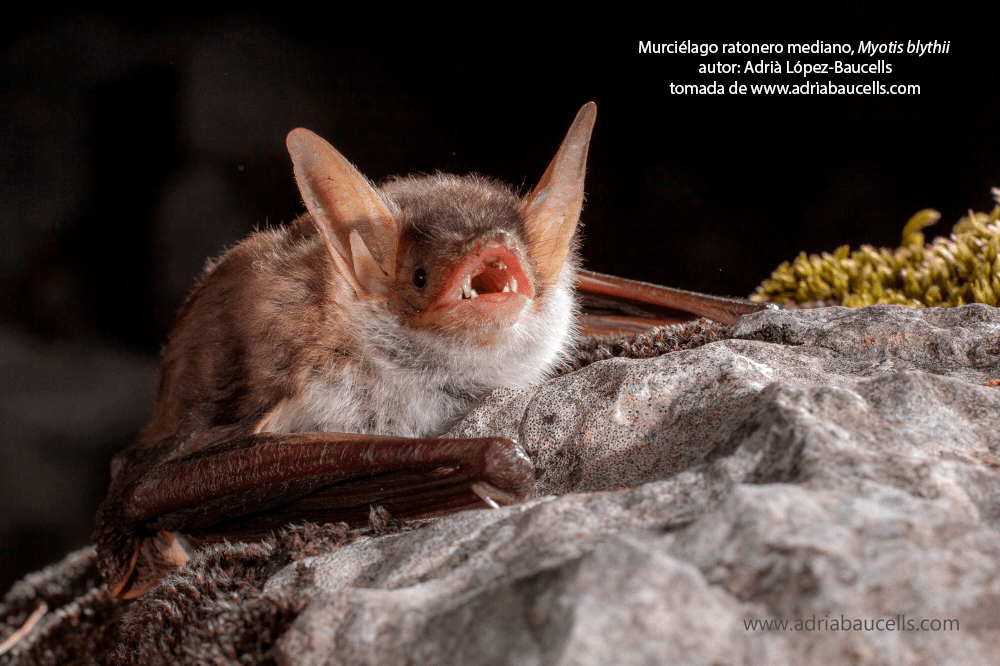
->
[[412, 268, 427, 289]]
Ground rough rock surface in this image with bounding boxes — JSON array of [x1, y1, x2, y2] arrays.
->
[[281, 305, 1000, 665], [4, 305, 1000, 664]]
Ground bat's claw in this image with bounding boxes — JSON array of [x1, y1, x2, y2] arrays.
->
[[472, 481, 521, 509]]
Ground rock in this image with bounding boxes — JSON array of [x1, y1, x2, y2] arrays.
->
[[276, 305, 1000, 664], [5, 305, 999, 664]]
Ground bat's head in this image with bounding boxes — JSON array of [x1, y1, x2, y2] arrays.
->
[[379, 173, 538, 338], [286, 104, 595, 345]]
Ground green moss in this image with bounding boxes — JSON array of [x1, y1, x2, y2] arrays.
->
[[753, 190, 1000, 308]]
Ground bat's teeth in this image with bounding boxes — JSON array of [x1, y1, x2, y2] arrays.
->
[[502, 284, 510, 293], [510, 277, 518, 293], [462, 275, 472, 299], [470, 288, 478, 299]]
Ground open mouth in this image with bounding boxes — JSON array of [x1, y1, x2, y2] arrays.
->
[[439, 242, 534, 307], [458, 257, 519, 300]]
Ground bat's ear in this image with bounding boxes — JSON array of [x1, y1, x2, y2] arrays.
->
[[523, 102, 596, 286], [286, 129, 398, 300]]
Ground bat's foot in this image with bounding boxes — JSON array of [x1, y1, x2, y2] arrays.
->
[[112, 530, 193, 600]]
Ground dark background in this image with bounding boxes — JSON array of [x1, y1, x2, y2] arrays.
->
[[3, 11, 997, 590]]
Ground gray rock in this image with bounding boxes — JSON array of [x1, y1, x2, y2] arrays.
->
[[5, 305, 998, 664], [272, 305, 1000, 665]]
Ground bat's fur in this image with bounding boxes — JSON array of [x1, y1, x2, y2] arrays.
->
[[141, 174, 578, 459]]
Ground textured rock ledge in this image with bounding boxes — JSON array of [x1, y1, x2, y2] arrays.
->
[[4, 305, 1000, 665], [283, 305, 1000, 665]]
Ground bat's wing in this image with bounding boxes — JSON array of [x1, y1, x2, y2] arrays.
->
[[95, 434, 532, 598], [575, 268, 770, 336]]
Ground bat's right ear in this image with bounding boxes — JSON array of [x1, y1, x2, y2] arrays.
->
[[286, 129, 398, 300]]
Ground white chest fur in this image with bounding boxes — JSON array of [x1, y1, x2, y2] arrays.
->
[[261, 266, 577, 438]]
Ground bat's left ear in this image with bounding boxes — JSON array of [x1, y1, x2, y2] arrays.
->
[[286, 129, 398, 300], [523, 102, 597, 287]]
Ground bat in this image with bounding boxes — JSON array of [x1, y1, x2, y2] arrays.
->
[[93, 103, 766, 599]]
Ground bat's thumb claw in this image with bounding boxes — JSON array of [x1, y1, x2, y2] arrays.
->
[[472, 481, 521, 509]]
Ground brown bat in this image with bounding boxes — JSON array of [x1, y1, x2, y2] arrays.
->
[[93, 103, 765, 599]]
